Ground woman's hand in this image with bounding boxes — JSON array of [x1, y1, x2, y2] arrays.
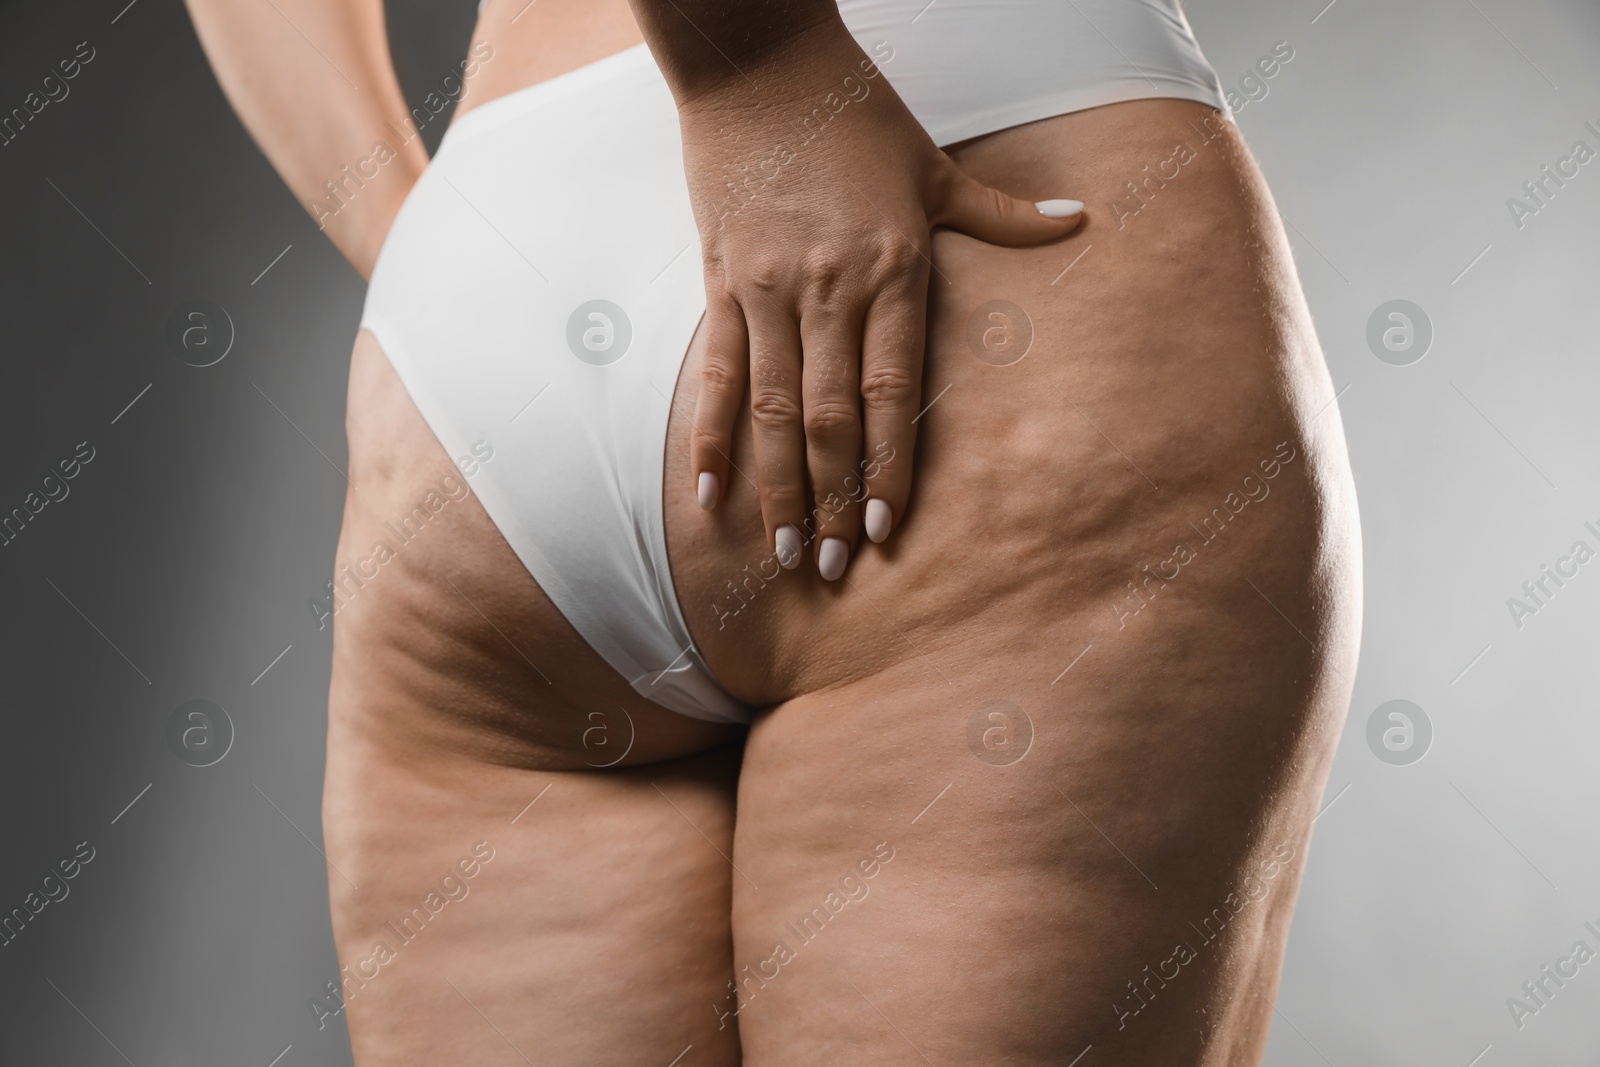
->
[[672, 18, 1083, 579]]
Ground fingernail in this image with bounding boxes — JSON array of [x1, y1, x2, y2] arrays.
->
[[818, 537, 849, 582], [775, 525, 802, 570], [1035, 199, 1084, 219], [864, 499, 892, 544], [697, 471, 719, 510]]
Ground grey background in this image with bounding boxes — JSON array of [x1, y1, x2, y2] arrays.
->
[[0, 0, 1595, 1063]]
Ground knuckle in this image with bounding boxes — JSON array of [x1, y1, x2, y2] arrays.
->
[[802, 403, 861, 445], [860, 366, 918, 408], [801, 255, 851, 304], [698, 360, 742, 399], [872, 239, 926, 282], [749, 389, 802, 428], [982, 182, 1011, 216], [741, 262, 785, 296]]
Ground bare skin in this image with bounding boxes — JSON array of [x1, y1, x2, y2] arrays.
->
[[305, 1, 1362, 1064], [626, 3, 1084, 576], [185, 0, 425, 278]]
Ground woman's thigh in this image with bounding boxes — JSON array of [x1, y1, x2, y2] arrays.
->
[[322, 722, 744, 1066], [725, 598, 1344, 1064], [325, 331, 746, 1064], [662, 100, 1362, 1063]]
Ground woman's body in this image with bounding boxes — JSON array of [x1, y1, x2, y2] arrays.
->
[[195, 0, 1361, 1061]]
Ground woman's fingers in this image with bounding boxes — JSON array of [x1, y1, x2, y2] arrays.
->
[[742, 292, 810, 571], [799, 301, 867, 581], [858, 268, 928, 547], [690, 286, 750, 510], [693, 167, 1073, 578], [931, 162, 1085, 246]]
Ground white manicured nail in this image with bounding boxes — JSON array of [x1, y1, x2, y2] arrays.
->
[[864, 499, 892, 543], [1035, 199, 1084, 218], [697, 471, 719, 510], [775, 525, 802, 570], [818, 537, 849, 582]]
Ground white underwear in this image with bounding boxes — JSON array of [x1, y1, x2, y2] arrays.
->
[[359, 0, 1227, 725]]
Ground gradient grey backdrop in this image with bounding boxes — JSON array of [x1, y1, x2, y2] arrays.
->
[[1, 0, 1596, 1063]]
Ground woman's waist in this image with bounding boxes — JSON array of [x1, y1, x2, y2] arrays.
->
[[448, 0, 1225, 160]]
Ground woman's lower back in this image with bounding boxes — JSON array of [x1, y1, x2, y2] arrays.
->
[[321, 1, 1361, 1062]]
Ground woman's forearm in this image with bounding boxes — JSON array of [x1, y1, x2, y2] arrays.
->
[[185, 0, 427, 278]]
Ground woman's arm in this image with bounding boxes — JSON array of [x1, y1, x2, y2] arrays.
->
[[627, 1, 1083, 579], [184, 0, 427, 279]]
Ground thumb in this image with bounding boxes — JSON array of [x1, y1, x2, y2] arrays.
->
[[930, 162, 1084, 247]]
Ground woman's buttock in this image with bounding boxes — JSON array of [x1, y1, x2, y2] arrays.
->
[[667, 98, 1359, 707], [332, 92, 1357, 778], [690, 102, 1361, 1063], [325, 7, 1361, 1057]]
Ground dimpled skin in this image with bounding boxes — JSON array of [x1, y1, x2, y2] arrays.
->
[[320, 3, 1360, 1064]]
